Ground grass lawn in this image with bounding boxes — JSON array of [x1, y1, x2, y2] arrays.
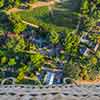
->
[[16, 6, 73, 32]]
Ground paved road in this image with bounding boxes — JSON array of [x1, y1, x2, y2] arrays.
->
[[0, 84, 100, 100]]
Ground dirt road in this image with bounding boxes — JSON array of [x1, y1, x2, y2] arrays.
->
[[7, 1, 55, 14]]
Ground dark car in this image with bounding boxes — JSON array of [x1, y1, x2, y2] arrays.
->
[[79, 47, 87, 54], [18, 5, 30, 10]]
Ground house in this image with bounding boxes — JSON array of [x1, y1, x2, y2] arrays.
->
[[79, 32, 100, 56], [88, 41, 99, 52], [42, 67, 63, 85], [80, 34, 89, 44], [44, 71, 55, 85], [79, 46, 90, 56], [83, 48, 91, 56], [94, 43, 99, 51], [79, 43, 99, 56], [5, 32, 16, 37]]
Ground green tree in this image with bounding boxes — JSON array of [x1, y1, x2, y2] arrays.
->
[[0, 0, 4, 8], [8, 58, 16, 66], [64, 32, 79, 55], [9, 14, 27, 33], [4, 0, 15, 8], [0, 11, 12, 32], [50, 30, 59, 45], [15, 37, 26, 51], [63, 63, 81, 79], [30, 53, 44, 71]]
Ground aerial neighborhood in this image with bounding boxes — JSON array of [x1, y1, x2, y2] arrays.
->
[[0, 0, 100, 85]]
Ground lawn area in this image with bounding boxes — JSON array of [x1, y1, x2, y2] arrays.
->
[[16, 6, 73, 32]]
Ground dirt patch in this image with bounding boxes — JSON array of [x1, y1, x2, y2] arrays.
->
[[29, 1, 55, 8], [76, 79, 100, 85], [7, 8, 23, 14], [7, 1, 55, 14]]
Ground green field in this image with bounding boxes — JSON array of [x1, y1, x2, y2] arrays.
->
[[17, 6, 74, 32]]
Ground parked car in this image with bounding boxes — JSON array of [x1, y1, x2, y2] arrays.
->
[[80, 34, 89, 44], [18, 5, 30, 10]]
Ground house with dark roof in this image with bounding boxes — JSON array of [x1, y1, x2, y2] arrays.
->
[[79, 33, 100, 56], [42, 67, 63, 85]]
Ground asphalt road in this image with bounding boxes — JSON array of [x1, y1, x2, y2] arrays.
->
[[0, 84, 100, 100]]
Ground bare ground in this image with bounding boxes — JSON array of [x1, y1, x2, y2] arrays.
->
[[7, 1, 55, 14], [76, 79, 100, 85]]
